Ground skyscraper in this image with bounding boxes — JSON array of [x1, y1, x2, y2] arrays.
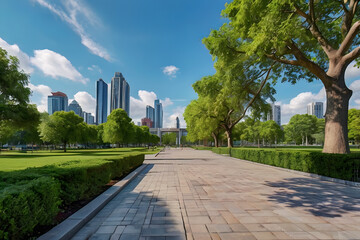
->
[[146, 105, 155, 124], [154, 99, 163, 128], [307, 102, 324, 119], [96, 78, 108, 124], [68, 100, 82, 117], [48, 91, 68, 115], [267, 104, 281, 126], [110, 72, 130, 116], [176, 117, 180, 129], [83, 112, 95, 125]]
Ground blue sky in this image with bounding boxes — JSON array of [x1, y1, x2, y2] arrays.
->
[[1, 0, 360, 126]]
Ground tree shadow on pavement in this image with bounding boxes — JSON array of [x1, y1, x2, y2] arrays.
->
[[264, 177, 360, 218]]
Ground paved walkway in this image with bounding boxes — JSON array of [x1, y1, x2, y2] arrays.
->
[[72, 148, 360, 240]]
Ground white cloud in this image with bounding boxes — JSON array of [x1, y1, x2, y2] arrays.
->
[[28, 83, 52, 112], [163, 65, 179, 78], [30, 49, 89, 84], [345, 62, 360, 80], [74, 91, 96, 115], [164, 106, 186, 128], [160, 97, 173, 107], [34, 0, 111, 61], [88, 64, 102, 73], [279, 88, 326, 124], [130, 90, 158, 122], [0, 37, 34, 74]]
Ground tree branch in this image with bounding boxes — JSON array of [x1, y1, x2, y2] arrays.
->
[[287, 41, 330, 86], [230, 63, 274, 129], [293, 3, 335, 55], [339, 20, 360, 55], [266, 54, 301, 66], [344, 45, 360, 63]]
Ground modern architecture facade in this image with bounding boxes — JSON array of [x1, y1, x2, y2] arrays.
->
[[267, 104, 281, 126], [48, 91, 68, 115], [96, 78, 108, 125], [110, 72, 130, 116], [141, 118, 153, 128], [307, 102, 324, 119], [154, 99, 163, 128], [68, 100, 82, 117], [146, 105, 155, 123], [83, 112, 95, 125], [176, 117, 180, 129]]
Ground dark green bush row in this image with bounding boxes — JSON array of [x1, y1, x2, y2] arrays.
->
[[203, 147, 360, 182], [0, 154, 144, 239]]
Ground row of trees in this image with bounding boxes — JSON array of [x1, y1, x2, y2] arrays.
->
[[186, 0, 360, 154], [2, 109, 160, 152]]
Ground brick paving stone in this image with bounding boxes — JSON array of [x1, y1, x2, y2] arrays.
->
[[71, 148, 360, 240]]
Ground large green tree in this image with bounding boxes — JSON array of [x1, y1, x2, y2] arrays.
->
[[285, 114, 318, 145], [39, 111, 84, 152], [103, 108, 133, 146], [205, 0, 360, 153], [0, 48, 34, 126]]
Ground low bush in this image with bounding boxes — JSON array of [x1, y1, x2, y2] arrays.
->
[[0, 153, 144, 239], [205, 147, 360, 182]]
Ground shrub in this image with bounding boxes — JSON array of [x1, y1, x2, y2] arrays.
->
[[0, 153, 145, 239], [208, 148, 360, 182]]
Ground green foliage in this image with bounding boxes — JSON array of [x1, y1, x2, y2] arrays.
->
[[162, 133, 177, 145], [103, 109, 133, 145], [348, 109, 360, 144], [39, 111, 84, 151], [284, 114, 318, 145], [0, 177, 61, 240], [0, 48, 34, 126], [199, 147, 360, 182], [0, 149, 146, 238]]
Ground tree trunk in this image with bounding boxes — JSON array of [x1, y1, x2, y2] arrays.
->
[[262, 138, 265, 146], [323, 83, 352, 153], [211, 132, 219, 147], [305, 135, 308, 146], [64, 141, 67, 152], [257, 139, 260, 148], [225, 130, 233, 148]]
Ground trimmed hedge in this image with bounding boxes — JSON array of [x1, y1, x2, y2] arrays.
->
[[199, 147, 360, 182], [0, 153, 144, 239]]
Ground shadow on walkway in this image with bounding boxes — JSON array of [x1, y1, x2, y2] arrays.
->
[[264, 177, 360, 218]]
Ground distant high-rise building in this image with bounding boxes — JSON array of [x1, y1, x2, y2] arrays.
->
[[48, 91, 68, 115], [176, 117, 180, 129], [146, 105, 155, 122], [96, 78, 108, 124], [110, 72, 130, 116], [307, 102, 324, 119], [83, 112, 95, 125], [68, 100, 82, 117], [141, 118, 153, 128], [154, 99, 163, 128], [267, 104, 281, 126]]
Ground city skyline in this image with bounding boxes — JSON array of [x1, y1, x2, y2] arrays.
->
[[1, 0, 360, 125]]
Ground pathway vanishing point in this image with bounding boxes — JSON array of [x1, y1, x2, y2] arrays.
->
[[71, 148, 360, 240]]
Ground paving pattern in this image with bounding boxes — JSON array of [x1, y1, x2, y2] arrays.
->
[[72, 148, 360, 240]]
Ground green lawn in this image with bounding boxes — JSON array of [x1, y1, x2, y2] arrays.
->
[[0, 147, 159, 171]]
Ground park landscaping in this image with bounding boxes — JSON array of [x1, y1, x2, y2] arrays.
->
[[194, 147, 360, 183], [0, 147, 158, 239]]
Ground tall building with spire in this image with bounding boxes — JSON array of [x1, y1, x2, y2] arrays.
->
[[110, 72, 130, 116], [96, 78, 108, 124], [48, 91, 68, 115]]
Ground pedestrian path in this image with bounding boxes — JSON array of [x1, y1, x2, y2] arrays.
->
[[72, 148, 360, 240]]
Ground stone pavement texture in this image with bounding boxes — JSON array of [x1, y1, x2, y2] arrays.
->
[[71, 148, 360, 240]]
